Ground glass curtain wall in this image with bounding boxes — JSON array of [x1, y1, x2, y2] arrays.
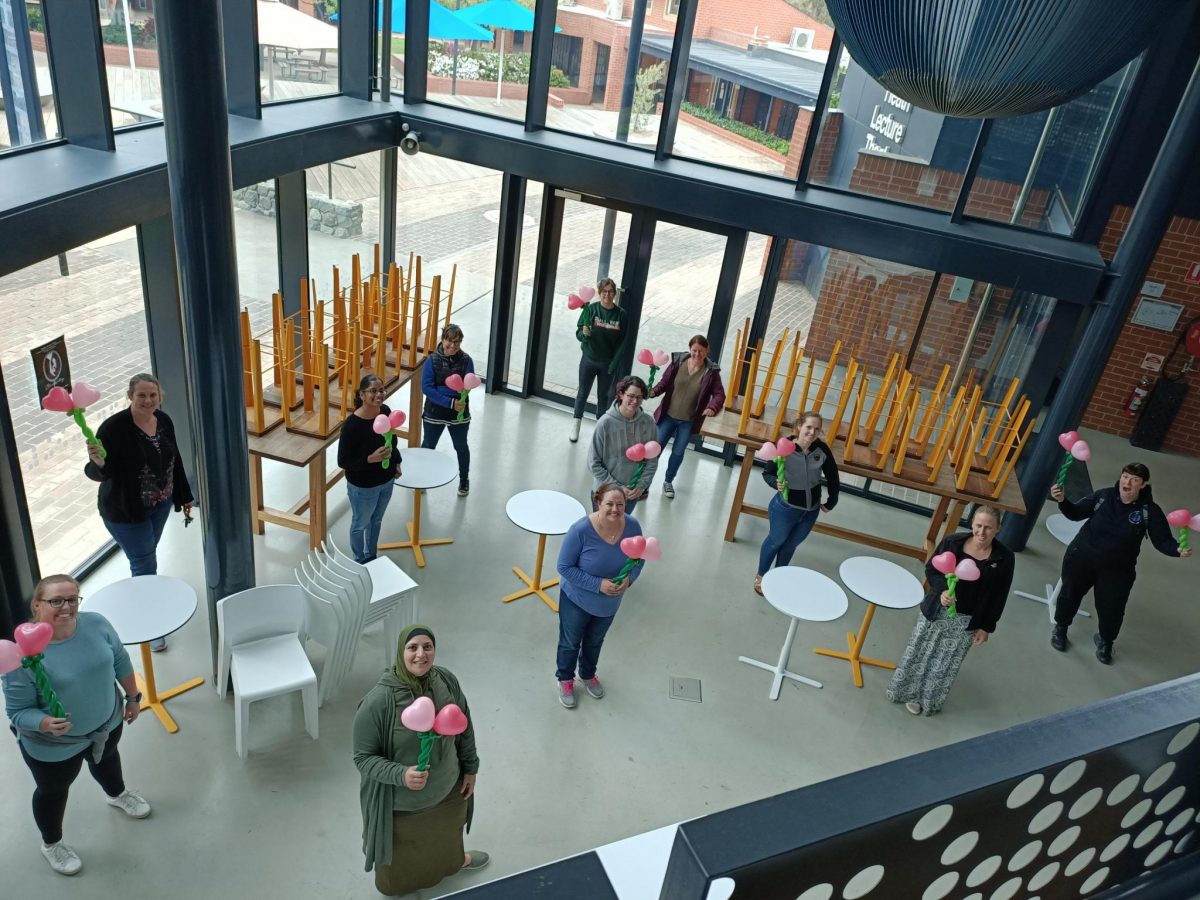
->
[[231, 183, 281, 337], [306, 149, 383, 301], [1, 0, 58, 149], [259, 0, 340, 104], [0, 229, 151, 574], [100, 0, 163, 127], [507, 180, 547, 391], [425, 13, 527, 122]]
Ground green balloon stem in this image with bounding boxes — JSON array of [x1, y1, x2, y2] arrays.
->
[[1180, 528, 1190, 553], [646, 365, 658, 391], [946, 574, 959, 619], [1054, 451, 1072, 488], [612, 557, 642, 586], [628, 461, 645, 491], [381, 432, 393, 468], [70, 409, 106, 459], [455, 389, 469, 421], [776, 457, 789, 502], [415, 731, 435, 772], [22, 655, 67, 718]]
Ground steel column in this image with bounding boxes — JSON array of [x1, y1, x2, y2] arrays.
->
[[795, 33, 842, 187], [339, 0, 374, 100], [275, 170, 309, 318], [487, 173, 527, 390], [0, 365, 38, 638], [655, 0, 698, 159], [524, 0, 557, 130], [221, 0, 261, 118], [404, 0, 430, 103], [41, 0, 113, 151]]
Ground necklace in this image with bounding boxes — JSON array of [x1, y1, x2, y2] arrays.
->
[[592, 514, 622, 542]]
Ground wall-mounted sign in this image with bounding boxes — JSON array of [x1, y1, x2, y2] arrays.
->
[[1185, 263, 1200, 285], [1130, 298, 1185, 332], [864, 91, 913, 153], [1140, 281, 1166, 298], [1141, 352, 1165, 372], [29, 335, 72, 409], [948, 276, 974, 303]]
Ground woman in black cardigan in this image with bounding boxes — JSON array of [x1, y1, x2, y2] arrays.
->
[[84, 374, 193, 649], [886, 505, 1014, 716]]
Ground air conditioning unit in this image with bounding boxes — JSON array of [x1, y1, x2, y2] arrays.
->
[[789, 27, 815, 51], [606, 0, 624, 20]]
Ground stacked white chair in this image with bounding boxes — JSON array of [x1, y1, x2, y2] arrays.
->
[[296, 554, 369, 706], [323, 538, 419, 666], [216, 585, 319, 759]]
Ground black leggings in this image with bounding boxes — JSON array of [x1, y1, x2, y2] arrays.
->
[[574, 355, 615, 419], [1055, 546, 1137, 643], [421, 420, 470, 480], [19, 724, 126, 844]]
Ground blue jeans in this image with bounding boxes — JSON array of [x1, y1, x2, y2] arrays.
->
[[422, 421, 470, 481], [347, 480, 395, 563], [555, 592, 616, 681], [757, 493, 820, 576], [655, 415, 694, 484], [104, 501, 173, 577]]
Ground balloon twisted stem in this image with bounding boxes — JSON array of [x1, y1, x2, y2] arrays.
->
[[776, 457, 788, 502], [415, 731, 435, 771], [21, 655, 67, 717], [945, 574, 959, 619], [612, 558, 642, 585], [70, 409, 106, 459], [628, 461, 645, 491], [1054, 451, 1073, 488]]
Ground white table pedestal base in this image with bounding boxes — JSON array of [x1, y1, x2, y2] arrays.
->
[[1013, 580, 1091, 622], [738, 618, 823, 699]]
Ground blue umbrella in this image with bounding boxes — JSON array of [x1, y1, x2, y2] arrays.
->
[[373, 0, 494, 41], [456, 0, 559, 104]]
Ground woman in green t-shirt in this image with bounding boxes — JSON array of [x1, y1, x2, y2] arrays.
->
[[570, 277, 628, 443]]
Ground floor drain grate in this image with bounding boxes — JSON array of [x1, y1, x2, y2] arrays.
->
[[669, 676, 702, 702]]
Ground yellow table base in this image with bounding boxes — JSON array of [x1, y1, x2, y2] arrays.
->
[[379, 489, 453, 567], [137, 643, 205, 734], [813, 603, 895, 688], [503, 533, 559, 611]]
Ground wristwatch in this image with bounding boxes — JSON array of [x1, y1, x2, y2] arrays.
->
[[125, 692, 143, 704]]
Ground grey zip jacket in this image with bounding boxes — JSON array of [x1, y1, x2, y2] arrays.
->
[[764, 438, 840, 511], [589, 401, 659, 491]]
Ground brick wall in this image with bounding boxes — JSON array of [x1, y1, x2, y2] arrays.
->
[[568, 0, 833, 48], [1080, 209, 1200, 455]]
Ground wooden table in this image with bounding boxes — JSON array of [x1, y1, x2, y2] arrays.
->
[[701, 409, 1025, 562], [247, 368, 423, 549]]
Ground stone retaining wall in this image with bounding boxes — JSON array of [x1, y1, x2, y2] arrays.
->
[[233, 182, 363, 238]]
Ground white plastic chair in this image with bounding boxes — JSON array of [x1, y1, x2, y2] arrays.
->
[[324, 537, 419, 665], [297, 555, 367, 705], [216, 585, 318, 759]]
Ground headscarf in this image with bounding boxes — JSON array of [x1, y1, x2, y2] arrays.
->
[[391, 624, 436, 697]]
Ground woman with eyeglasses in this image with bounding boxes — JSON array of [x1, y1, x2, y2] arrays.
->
[[588, 375, 657, 516], [338, 374, 403, 564], [570, 278, 628, 444], [421, 324, 475, 498], [3, 575, 151, 877]]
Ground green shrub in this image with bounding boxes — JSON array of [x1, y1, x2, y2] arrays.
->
[[680, 101, 790, 154], [26, 4, 44, 32], [100, 19, 157, 49]]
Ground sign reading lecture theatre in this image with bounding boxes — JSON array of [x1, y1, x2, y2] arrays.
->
[[866, 91, 912, 153]]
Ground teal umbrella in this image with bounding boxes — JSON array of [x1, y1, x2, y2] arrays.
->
[[373, 0, 494, 41], [456, 0, 560, 104]]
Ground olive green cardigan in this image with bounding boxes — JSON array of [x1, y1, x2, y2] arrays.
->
[[352, 667, 479, 871]]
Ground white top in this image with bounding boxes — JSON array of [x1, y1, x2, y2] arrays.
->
[[84, 575, 199, 645], [394, 447, 458, 490], [838, 556, 924, 610], [1046, 512, 1085, 547], [506, 490, 587, 536], [760, 567, 848, 622]]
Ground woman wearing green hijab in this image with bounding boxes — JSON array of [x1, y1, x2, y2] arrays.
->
[[352, 624, 486, 895]]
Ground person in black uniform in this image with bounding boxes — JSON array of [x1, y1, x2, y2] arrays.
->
[[1049, 462, 1191, 664]]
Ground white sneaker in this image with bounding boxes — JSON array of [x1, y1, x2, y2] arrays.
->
[[569, 418, 581, 443], [106, 789, 152, 819], [41, 841, 82, 875], [905, 702, 923, 716]]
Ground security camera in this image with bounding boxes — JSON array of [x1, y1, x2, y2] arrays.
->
[[400, 132, 421, 156]]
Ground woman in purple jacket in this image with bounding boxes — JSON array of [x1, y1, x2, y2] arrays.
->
[[647, 335, 726, 499]]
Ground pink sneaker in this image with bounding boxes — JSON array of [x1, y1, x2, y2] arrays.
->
[[558, 680, 576, 708], [585, 677, 605, 699]]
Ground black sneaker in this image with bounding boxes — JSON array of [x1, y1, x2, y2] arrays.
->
[[458, 478, 469, 497], [1093, 633, 1113, 665], [1050, 625, 1068, 652]]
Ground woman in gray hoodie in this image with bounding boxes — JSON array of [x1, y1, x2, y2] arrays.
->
[[588, 375, 658, 515]]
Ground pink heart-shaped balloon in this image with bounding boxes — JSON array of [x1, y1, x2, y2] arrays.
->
[[463, 373, 482, 391], [625, 444, 646, 462], [643, 441, 662, 459], [432, 703, 469, 736], [1166, 508, 1193, 528], [652, 350, 670, 367], [400, 695, 436, 732], [776, 437, 796, 456], [14, 622, 53, 657], [755, 441, 778, 461], [372, 414, 391, 435], [444, 374, 465, 392], [567, 293, 584, 310], [1191, 514, 1200, 532], [41, 386, 75, 413], [579, 285, 596, 302], [69, 382, 102, 409], [1069, 440, 1091, 462], [641, 536, 662, 561], [0, 639, 22, 674], [1058, 431, 1080, 451], [388, 410, 407, 429], [636, 348, 654, 366], [620, 535, 646, 558], [955, 559, 981, 581], [931, 551, 958, 576]]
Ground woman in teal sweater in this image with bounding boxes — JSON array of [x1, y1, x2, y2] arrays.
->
[[352, 624, 487, 895], [570, 277, 629, 443], [3, 575, 151, 876]]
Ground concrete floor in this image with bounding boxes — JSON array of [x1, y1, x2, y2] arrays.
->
[[2, 391, 1197, 898]]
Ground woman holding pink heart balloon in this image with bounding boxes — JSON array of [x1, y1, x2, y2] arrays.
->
[[352, 625, 484, 894], [84, 374, 193, 650], [2, 575, 152, 877], [570, 278, 628, 443], [421, 324, 476, 497], [338, 374, 404, 564], [887, 506, 1014, 716], [647, 335, 726, 499], [1049, 462, 1189, 664], [554, 483, 645, 708], [589, 375, 657, 515]]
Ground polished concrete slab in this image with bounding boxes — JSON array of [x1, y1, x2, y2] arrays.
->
[[2, 390, 1197, 898]]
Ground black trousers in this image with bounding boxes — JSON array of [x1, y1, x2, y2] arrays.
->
[[421, 420, 470, 480], [1055, 546, 1137, 643], [18, 724, 126, 844], [574, 355, 614, 419]]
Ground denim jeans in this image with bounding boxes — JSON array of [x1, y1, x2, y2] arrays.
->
[[421, 421, 470, 481], [574, 355, 614, 419], [555, 592, 616, 681], [757, 493, 820, 576], [655, 415, 694, 484], [104, 501, 172, 577], [347, 479, 395, 563]]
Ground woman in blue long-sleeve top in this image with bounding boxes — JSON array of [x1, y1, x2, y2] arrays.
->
[[554, 483, 644, 709], [421, 324, 475, 497]]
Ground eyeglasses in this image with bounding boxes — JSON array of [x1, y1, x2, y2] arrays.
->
[[362, 388, 386, 395], [43, 596, 82, 609], [622, 393, 645, 403]]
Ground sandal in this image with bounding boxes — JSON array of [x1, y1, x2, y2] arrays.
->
[[753, 575, 763, 596]]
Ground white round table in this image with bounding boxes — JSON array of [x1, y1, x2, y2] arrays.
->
[[503, 490, 586, 611], [738, 567, 847, 699], [85, 575, 204, 734], [379, 448, 459, 567], [813, 557, 924, 688], [1012, 512, 1089, 621]]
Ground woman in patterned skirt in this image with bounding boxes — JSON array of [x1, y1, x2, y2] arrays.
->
[[887, 505, 1014, 716]]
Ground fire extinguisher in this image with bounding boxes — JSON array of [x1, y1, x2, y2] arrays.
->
[[1123, 375, 1154, 417]]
